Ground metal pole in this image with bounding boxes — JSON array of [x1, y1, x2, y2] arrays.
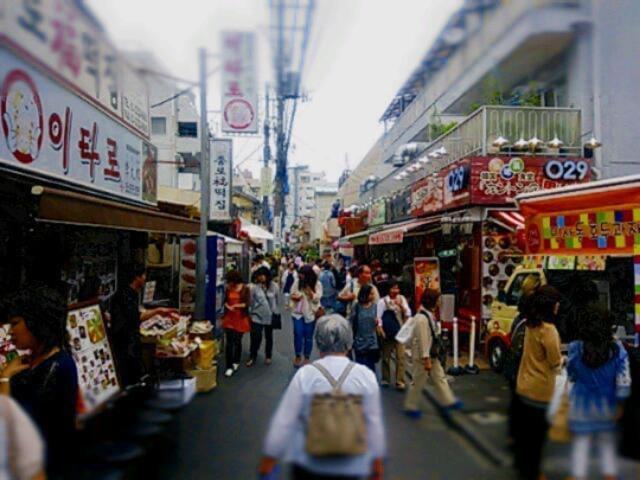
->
[[274, 0, 286, 221], [262, 89, 271, 227], [196, 47, 209, 320]]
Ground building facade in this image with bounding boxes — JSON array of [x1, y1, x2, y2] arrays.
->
[[337, 0, 640, 207]]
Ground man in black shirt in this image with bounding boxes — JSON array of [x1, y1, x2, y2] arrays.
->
[[109, 265, 174, 386]]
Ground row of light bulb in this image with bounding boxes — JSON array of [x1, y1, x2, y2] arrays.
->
[[393, 146, 448, 181]]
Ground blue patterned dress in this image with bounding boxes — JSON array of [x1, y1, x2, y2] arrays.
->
[[567, 340, 631, 433]]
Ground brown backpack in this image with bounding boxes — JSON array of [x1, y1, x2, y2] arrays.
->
[[305, 362, 368, 457]]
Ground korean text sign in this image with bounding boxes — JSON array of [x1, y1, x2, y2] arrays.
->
[[210, 139, 232, 221], [0, 0, 150, 137], [221, 31, 258, 134], [0, 49, 157, 203]]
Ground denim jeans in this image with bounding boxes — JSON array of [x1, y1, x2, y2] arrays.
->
[[292, 315, 316, 358]]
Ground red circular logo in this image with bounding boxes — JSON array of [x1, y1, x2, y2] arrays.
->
[[223, 99, 255, 130], [0, 69, 44, 164], [526, 223, 541, 254]]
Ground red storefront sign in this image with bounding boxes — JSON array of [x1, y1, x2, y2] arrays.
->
[[410, 156, 591, 217], [369, 230, 404, 245]]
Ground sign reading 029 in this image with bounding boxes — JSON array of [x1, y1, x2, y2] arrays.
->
[[543, 160, 589, 181], [446, 165, 469, 193]]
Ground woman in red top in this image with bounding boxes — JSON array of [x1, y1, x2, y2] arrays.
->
[[222, 270, 250, 378]]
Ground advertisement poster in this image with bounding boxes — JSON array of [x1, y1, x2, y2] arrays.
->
[[546, 255, 576, 270], [414, 257, 440, 311], [0, 0, 150, 137], [179, 238, 197, 314], [210, 139, 232, 221], [67, 304, 120, 418], [221, 31, 258, 134], [576, 255, 607, 271], [481, 226, 521, 319], [0, 50, 156, 204], [368, 198, 386, 226]]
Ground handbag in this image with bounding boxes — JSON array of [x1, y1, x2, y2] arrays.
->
[[381, 299, 401, 339], [548, 369, 571, 443], [271, 313, 282, 330], [426, 311, 447, 366], [306, 362, 368, 457], [395, 316, 415, 345]]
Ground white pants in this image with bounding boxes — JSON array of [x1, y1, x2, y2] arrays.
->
[[571, 431, 617, 478]]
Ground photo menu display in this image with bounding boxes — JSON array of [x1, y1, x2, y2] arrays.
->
[[67, 304, 120, 417]]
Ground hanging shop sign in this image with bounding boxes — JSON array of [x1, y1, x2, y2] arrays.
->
[[221, 31, 258, 134], [411, 175, 443, 216], [388, 188, 412, 222], [0, 50, 157, 204], [179, 238, 197, 314], [369, 229, 404, 245], [0, 0, 150, 137], [67, 304, 120, 419], [368, 198, 387, 226], [470, 156, 590, 204], [210, 139, 232, 221], [414, 257, 440, 312]]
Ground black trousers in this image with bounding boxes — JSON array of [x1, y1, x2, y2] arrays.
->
[[291, 465, 361, 480], [249, 322, 273, 360], [224, 329, 244, 368], [512, 396, 549, 480]]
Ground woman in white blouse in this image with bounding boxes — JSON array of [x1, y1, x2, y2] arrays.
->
[[259, 315, 386, 479]]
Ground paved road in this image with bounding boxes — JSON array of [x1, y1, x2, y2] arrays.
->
[[159, 318, 513, 480]]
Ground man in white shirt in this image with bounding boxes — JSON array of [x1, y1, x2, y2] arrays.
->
[[377, 279, 411, 390]]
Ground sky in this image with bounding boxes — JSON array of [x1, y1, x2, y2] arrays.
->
[[88, 0, 462, 182]]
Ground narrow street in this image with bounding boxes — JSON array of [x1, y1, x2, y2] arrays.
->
[[159, 319, 511, 480]]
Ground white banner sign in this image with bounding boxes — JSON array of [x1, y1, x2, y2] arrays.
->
[[0, 49, 157, 203], [0, 0, 150, 137], [221, 31, 258, 134], [210, 139, 232, 220]]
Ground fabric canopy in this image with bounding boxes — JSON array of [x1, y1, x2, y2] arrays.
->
[[240, 220, 274, 241], [369, 217, 441, 245], [32, 186, 200, 235]]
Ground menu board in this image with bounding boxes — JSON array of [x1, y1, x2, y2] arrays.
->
[[481, 227, 521, 319], [67, 304, 120, 418], [414, 257, 440, 312]]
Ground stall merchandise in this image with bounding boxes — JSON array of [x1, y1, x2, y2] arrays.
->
[[179, 238, 198, 314]]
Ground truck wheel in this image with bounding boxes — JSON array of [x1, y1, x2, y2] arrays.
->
[[489, 339, 506, 372]]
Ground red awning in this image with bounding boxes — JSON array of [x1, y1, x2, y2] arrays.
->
[[369, 217, 440, 245], [488, 210, 525, 232]]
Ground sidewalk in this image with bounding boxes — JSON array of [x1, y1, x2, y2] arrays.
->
[[420, 355, 639, 479]]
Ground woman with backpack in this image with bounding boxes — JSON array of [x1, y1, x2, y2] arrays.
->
[[247, 267, 275, 367], [566, 305, 631, 480], [290, 265, 323, 367], [349, 284, 383, 373], [377, 279, 411, 390], [259, 315, 386, 480], [512, 285, 563, 480], [404, 289, 459, 417]]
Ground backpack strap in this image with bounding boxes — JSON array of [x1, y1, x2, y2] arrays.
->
[[312, 361, 356, 393]]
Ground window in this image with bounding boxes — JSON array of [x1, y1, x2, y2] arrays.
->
[[151, 117, 167, 135], [506, 273, 541, 306], [178, 121, 198, 137]]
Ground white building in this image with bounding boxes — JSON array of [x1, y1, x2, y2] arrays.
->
[[127, 52, 202, 196], [284, 166, 337, 242], [338, 0, 640, 206]]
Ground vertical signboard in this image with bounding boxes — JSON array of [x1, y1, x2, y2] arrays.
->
[[210, 139, 232, 221], [221, 31, 258, 134], [414, 257, 440, 312]]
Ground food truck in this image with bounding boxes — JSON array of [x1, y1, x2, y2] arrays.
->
[[486, 175, 640, 370]]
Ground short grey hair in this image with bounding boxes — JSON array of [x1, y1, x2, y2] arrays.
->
[[315, 314, 353, 354]]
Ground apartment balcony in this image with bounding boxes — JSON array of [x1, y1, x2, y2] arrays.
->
[[362, 105, 581, 201]]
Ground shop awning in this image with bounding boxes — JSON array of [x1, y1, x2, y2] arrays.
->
[[340, 229, 373, 246], [32, 186, 200, 235], [487, 210, 525, 232], [369, 217, 441, 245], [208, 231, 243, 254], [240, 220, 274, 241]]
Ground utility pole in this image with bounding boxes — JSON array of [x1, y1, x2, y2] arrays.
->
[[262, 89, 271, 227], [196, 47, 209, 320], [273, 0, 286, 229]]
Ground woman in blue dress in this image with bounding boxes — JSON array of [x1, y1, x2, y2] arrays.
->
[[349, 284, 382, 373], [567, 305, 631, 480]]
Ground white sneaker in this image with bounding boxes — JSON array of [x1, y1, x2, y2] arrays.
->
[[232, 363, 240, 372], [224, 368, 234, 377]]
